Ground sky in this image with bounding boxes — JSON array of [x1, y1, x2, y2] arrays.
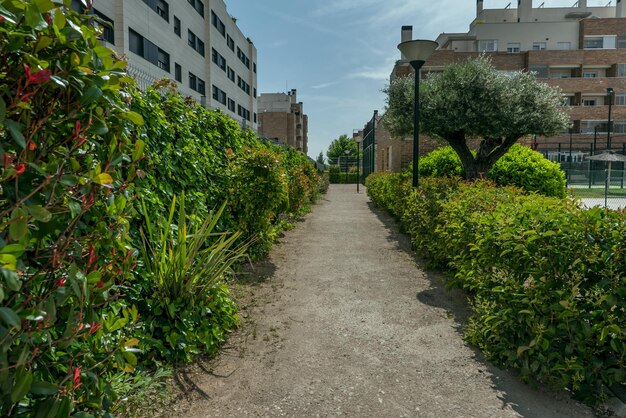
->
[[226, 0, 608, 160]]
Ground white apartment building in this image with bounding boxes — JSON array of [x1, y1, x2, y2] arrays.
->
[[436, 0, 624, 54], [74, 0, 258, 129]]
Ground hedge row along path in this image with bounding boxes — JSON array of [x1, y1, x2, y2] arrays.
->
[[168, 184, 592, 417]]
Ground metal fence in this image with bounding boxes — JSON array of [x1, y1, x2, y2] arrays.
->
[[361, 111, 377, 183], [539, 143, 626, 210]]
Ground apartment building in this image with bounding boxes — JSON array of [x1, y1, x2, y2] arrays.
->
[[384, 0, 626, 171], [257, 90, 308, 153], [73, 0, 258, 129]]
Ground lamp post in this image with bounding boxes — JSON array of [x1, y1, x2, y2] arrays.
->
[[607, 87, 614, 150], [397, 39, 438, 188]]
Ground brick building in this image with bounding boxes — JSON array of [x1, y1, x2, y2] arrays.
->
[[367, 0, 626, 174], [257, 90, 308, 153]]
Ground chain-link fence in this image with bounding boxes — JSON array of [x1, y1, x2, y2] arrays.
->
[[539, 141, 626, 210], [327, 156, 360, 184]]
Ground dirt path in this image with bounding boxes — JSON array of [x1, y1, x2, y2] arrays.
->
[[168, 184, 592, 417]]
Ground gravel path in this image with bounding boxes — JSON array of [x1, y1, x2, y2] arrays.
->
[[169, 184, 593, 418]]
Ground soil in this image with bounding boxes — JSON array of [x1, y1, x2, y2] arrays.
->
[[157, 184, 594, 418]]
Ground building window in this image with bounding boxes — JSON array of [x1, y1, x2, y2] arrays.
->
[[157, 48, 170, 72], [583, 71, 598, 78], [228, 98, 236, 112], [93, 9, 114, 44], [156, 0, 168, 21], [189, 72, 197, 91], [478, 39, 497, 52], [582, 99, 597, 106], [237, 105, 250, 121], [254, 113, 257, 124], [550, 70, 571, 79], [618, 63, 626, 77], [129, 28, 169, 73], [174, 16, 180, 37], [556, 42, 571, 50], [618, 36, 626, 49], [141, 0, 168, 22], [584, 37, 603, 49], [529, 64, 548, 78], [253, 88, 257, 98], [187, 0, 204, 17], [615, 93, 626, 106], [237, 47, 250, 68], [227, 66, 235, 82], [212, 85, 227, 105], [227, 35, 235, 51], [188, 30, 204, 56], [237, 76, 250, 95], [532, 42, 546, 51], [212, 48, 226, 71], [198, 79, 205, 96], [613, 121, 626, 133], [175, 63, 181, 82], [506, 43, 520, 53], [129, 28, 144, 56], [253, 62, 257, 74], [211, 10, 226, 37]]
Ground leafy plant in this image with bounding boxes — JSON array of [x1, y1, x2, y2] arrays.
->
[[418, 146, 465, 178], [366, 173, 626, 404], [0, 1, 143, 414], [488, 144, 566, 198], [139, 195, 249, 362]]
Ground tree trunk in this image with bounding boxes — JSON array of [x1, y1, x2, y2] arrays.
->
[[447, 134, 521, 180]]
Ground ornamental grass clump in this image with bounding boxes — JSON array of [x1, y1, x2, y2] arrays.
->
[[139, 195, 250, 361]]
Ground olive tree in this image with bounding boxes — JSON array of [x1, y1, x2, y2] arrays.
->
[[383, 57, 570, 179]]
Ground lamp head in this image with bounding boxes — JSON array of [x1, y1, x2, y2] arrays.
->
[[607, 87, 614, 95], [397, 40, 438, 64]]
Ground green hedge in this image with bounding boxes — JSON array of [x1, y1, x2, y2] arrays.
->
[[366, 174, 625, 404], [416, 145, 566, 198], [0, 4, 324, 415]]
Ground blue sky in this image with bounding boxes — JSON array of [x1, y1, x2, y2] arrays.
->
[[226, 0, 607, 160]]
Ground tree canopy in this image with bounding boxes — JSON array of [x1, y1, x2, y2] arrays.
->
[[326, 134, 358, 162], [383, 57, 570, 179]]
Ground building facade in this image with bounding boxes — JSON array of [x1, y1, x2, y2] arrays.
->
[[381, 0, 626, 173], [77, 0, 258, 129], [257, 90, 308, 153]]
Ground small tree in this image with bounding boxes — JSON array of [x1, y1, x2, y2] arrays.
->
[[383, 57, 570, 179], [326, 134, 357, 163], [316, 152, 325, 165]]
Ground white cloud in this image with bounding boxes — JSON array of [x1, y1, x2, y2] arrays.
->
[[345, 55, 398, 81], [311, 0, 379, 17], [311, 81, 340, 89]]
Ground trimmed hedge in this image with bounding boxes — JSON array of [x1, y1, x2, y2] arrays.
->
[[366, 173, 625, 404], [416, 145, 566, 198]]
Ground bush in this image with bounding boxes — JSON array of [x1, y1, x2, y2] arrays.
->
[[0, 3, 142, 414], [489, 144, 566, 198], [138, 197, 248, 362], [367, 174, 626, 404], [417, 145, 566, 198], [418, 146, 464, 178]]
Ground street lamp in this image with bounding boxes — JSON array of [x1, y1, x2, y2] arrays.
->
[[397, 39, 438, 187], [606, 87, 615, 150]]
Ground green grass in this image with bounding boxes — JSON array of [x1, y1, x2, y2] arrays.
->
[[569, 187, 626, 198]]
